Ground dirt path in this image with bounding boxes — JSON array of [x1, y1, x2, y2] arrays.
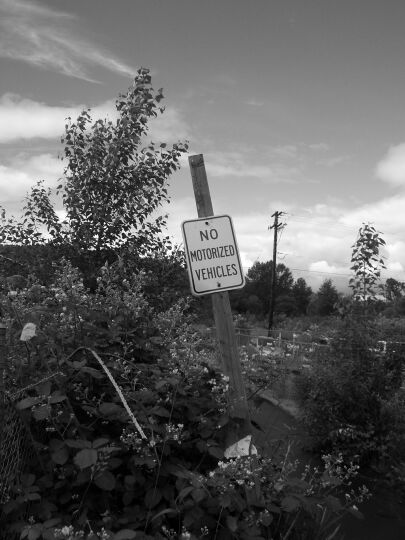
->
[[253, 396, 405, 540]]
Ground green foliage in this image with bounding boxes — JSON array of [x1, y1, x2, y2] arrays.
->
[[349, 223, 386, 303], [1, 260, 368, 540], [0, 68, 188, 286], [236, 261, 294, 317], [310, 279, 339, 317], [299, 315, 405, 469], [58, 68, 188, 255], [384, 278, 405, 302], [292, 278, 312, 315]]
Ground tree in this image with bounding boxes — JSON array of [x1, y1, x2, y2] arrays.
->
[[0, 68, 188, 272], [244, 261, 294, 315], [349, 223, 386, 303], [292, 277, 313, 315], [384, 277, 405, 302], [315, 279, 339, 316]]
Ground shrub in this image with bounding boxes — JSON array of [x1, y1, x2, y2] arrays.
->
[[299, 315, 405, 470], [1, 259, 370, 540]]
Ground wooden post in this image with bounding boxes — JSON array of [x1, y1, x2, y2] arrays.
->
[[268, 211, 284, 336], [188, 154, 251, 448]]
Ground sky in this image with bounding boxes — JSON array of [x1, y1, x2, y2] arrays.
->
[[1, 0, 405, 292]]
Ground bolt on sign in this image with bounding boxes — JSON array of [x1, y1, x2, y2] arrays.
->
[[181, 214, 245, 296]]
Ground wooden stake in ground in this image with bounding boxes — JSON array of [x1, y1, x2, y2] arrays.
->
[[188, 154, 252, 449]]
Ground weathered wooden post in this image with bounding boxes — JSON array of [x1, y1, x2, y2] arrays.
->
[[186, 154, 253, 453]]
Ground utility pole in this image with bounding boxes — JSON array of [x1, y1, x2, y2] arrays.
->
[[268, 211, 285, 336]]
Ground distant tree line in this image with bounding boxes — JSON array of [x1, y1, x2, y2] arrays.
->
[[229, 260, 340, 320]]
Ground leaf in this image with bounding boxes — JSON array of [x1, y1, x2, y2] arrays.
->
[[81, 366, 104, 379], [33, 404, 52, 421], [208, 445, 224, 459], [92, 438, 111, 448], [20, 322, 36, 341], [43, 517, 61, 529], [74, 448, 98, 469], [145, 488, 162, 508], [191, 488, 206, 503], [281, 496, 300, 513], [49, 439, 65, 452], [99, 402, 123, 416], [219, 492, 232, 508], [261, 512, 273, 526], [226, 515, 238, 532], [151, 508, 177, 522], [52, 446, 69, 465], [177, 486, 194, 500], [348, 507, 364, 519], [49, 393, 66, 404], [36, 381, 52, 397], [27, 493, 41, 501], [17, 396, 40, 410], [28, 527, 42, 540], [217, 414, 230, 428], [113, 530, 137, 540], [65, 439, 92, 449], [152, 406, 170, 418], [94, 470, 116, 491], [21, 474, 36, 487]]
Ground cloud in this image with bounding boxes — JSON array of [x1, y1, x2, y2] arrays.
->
[[0, 153, 63, 207], [342, 193, 405, 234], [0, 0, 135, 81], [0, 94, 117, 142], [147, 107, 191, 144], [204, 150, 301, 183], [0, 93, 191, 144], [376, 143, 405, 187], [165, 193, 405, 294], [246, 99, 264, 107], [307, 143, 329, 152]]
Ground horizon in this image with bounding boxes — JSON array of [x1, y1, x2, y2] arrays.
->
[[1, 0, 404, 293]]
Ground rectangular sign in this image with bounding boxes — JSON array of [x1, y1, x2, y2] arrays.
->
[[181, 214, 245, 296]]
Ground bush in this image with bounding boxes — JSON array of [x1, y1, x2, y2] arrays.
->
[[299, 315, 405, 470], [0, 259, 370, 540]]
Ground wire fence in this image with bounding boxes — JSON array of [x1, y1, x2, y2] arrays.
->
[[208, 326, 405, 397], [0, 323, 44, 539]]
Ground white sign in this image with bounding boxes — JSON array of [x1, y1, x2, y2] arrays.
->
[[181, 215, 245, 296]]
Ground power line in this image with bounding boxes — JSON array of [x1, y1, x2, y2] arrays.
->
[[286, 214, 404, 239], [286, 216, 355, 234], [290, 268, 351, 277]]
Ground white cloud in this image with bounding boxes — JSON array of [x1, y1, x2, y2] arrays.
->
[[342, 194, 405, 234], [386, 261, 404, 273], [0, 153, 63, 207], [246, 99, 264, 107], [164, 193, 405, 294], [307, 143, 329, 152], [0, 0, 135, 81], [376, 143, 405, 187], [0, 94, 189, 145], [204, 151, 300, 183], [0, 94, 117, 142], [147, 107, 190, 143]]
